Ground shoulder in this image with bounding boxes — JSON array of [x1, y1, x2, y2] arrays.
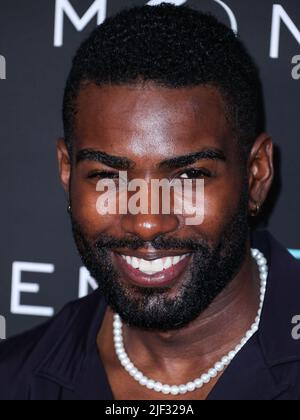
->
[[0, 298, 82, 400], [253, 229, 300, 274]]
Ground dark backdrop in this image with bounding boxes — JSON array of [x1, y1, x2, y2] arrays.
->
[[0, 0, 299, 338]]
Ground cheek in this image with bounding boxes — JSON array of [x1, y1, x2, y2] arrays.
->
[[193, 180, 245, 238], [71, 178, 118, 237]]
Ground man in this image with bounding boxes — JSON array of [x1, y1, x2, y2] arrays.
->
[[0, 4, 300, 400]]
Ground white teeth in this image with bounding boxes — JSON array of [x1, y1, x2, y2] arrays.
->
[[132, 257, 140, 269], [140, 259, 152, 273], [164, 257, 172, 270], [152, 259, 164, 272], [121, 254, 190, 275], [173, 256, 180, 265]]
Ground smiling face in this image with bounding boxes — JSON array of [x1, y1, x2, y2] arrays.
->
[[57, 82, 272, 331]]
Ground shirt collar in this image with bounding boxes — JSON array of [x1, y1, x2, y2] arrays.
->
[[34, 288, 108, 397]]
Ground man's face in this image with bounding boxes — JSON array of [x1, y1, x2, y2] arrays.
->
[[62, 84, 251, 331]]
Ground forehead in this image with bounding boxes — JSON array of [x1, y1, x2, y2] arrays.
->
[[74, 83, 233, 159]]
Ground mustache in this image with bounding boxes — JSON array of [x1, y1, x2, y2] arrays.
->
[[71, 219, 213, 254], [94, 233, 211, 252]]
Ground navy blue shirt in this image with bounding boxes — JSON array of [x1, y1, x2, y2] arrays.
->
[[1, 230, 300, 400]]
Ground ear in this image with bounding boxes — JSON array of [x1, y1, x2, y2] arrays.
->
[[248, 133, 274, 215], [56, 138, 71, 194]]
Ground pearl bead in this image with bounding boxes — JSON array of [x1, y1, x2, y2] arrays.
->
[[162, 385, 171, 395], [116, 351, 125, 360], [221, 356, 230, 366], [170, 386, 180, 395], [113, 248, 268, 395], [121, 359, 130, 368], [134, 372, 143, 381], [114, 336, 123, 344], [241, 337, 248, 346], [129, 367, 138, 377], [179, 384, 188, 394], [202, 374, 211, 383], [214, 363, 224, 372], [251, 325, 258, 334], [113, 320, 122, 329], [258, 257, 267, 266], [194, 379, 204, 389], [146, 380, 155, 390], [246, 331, 253, 339], [208, 368, 218, 377], [259, 267, 268, 275], [228, 351, 236, 360], [237, 343, 243, 351], [187, 382, 196, 392], [139, 377, 148, 386], [115, 342, 123, 350], [154, 382, 163, 392], [126, 362, 134, 371], [261, 273, 268, 281]]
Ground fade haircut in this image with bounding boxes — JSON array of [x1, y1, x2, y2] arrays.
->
[[63, 3, 264, 158]]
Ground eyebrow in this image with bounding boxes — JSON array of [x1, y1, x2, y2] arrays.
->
[[76, 149, 135, 170], [159, 148, 227, 169], [76, 147, 226, 171]]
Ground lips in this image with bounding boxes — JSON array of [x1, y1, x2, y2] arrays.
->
[[113, 252, 192, 288]]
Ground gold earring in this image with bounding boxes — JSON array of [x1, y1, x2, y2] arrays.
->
[[250, 202, 261, 217]]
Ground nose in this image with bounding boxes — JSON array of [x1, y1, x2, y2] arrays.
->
[[121, 214, 180, 242]]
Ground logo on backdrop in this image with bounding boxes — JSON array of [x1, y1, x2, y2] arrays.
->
[[10, 262, 97, 318], [0, 316, 6, 340], [292, 55, 300, 80], [0, 55, 6, 80], [53, 0, 238, 47], [292, 316, 300, 340], [53, 0, 300, 60], [270, 5, 300, 59]]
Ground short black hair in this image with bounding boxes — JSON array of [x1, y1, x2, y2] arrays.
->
[[63, 3, 264, 157]]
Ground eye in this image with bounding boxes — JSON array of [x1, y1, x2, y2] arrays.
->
[[178, 168, 212, 180], [87, 170, 119, 180]]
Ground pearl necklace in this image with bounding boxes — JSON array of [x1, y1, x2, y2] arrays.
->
[[113, 248, 268, 396]]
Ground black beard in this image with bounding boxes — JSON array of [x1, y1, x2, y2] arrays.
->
[[71, 185, 250, 332]]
